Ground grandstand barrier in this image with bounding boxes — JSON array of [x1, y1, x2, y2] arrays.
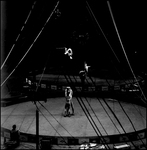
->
[[1, 127, 146, 145], [26, 83, 140, 94], [1, 82, 144, 107]]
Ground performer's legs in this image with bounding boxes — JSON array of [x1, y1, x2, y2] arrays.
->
[[70, 101, 74, 115], [64, 103, 70, 117]]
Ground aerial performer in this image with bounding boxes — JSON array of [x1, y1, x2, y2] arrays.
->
[[64, 48, 73, 59], [79, 61, 90, 90]]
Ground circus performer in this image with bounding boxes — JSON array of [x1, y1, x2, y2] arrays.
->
[[64, 48, 73, 59], [79, 61, 90, 90], [84, 61, 90, 75], [64, 86, 74, 117]]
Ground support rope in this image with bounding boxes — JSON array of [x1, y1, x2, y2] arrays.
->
[[1, 1, 37, 70], [1, 1, 60, 87], [107, 1, 147, 102], [86, 1, 120, 63], [65, 74, 110, 149]]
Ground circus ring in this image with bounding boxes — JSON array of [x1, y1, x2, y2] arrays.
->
[[1, 75, 147, 149]]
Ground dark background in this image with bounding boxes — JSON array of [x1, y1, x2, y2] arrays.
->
[[1, 0, 146, 77]]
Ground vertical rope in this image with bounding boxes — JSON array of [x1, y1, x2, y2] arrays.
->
[[86, 1, 120, 63], [1, 1, 37, 70], [1, 1, 60, 87], [107, 1, 147, 102]]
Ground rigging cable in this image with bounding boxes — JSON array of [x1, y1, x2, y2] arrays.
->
[[1, 1, 60, 87], [25, 103, 42, 134], [73, 75, 109, 135], [84, 77, 123, 134], [87, 0, 146, 104], [31, 63, 73, 144], [132, 104, 146, 120], [87, 73, 140, 149], [1, 103, 20, 126], [85, 74, 143, 147], [28, 5, 76, 142], [64, 75, 99, 136], [107, 1, 147, 103], [111, 58, 146, 115], [65, 74, 110, 149], [87, 0, 146, 143], [37, 101, 75, 138], [107, 57, 146, 121], [106, 77, 146, 146], [32, 53, 75, 139], [86, 1, 120, 64], [109, 57, 146, 105], [34, 102, 71, 146], [118, 101, 145, 146], [1, 1, 37, 70], [86, 0, 146, 144], [85, 1, 145, 147]]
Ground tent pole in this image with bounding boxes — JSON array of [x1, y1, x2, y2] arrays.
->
[[36, 108, 39, 150]]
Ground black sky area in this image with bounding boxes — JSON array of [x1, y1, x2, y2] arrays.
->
[[2, 0, 146, 77]]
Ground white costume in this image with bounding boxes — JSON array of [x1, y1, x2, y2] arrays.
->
[[64, 48, 73, 59], [65, 87, 73, 103], [64, 87, 74, 116]]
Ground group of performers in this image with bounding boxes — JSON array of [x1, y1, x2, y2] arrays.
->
[[64, 61, 90, 117], [31, 47, 90, 117]]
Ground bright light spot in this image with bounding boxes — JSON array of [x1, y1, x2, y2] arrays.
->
[[64, 48, 73, 59]]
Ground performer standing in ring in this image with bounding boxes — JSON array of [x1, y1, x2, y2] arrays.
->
[[64, 86, 74, 117]]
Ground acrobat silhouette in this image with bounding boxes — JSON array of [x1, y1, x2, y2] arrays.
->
[[79, 62, 90, 90]]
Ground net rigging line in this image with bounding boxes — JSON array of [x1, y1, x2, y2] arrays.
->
[[37, 101, 75, 138], [106, 60, 146, 120], [1, 1, 37, 70], [87, 0, 146, 133], [132, 103, 146, 120], [107, 1, 147, 103], [86, 74, 141, 148], [85, 74, 143, 141], [85, 1, 144, 147], [0, 1, 60, 87], [86, 2, 144, 143], [88, 0, 146, 142], [86, 1, 120, 64], [108, 56, 146, 106], [72, 75, 111, 136], [34, 102, 70, 146], [64, 74, 110, 149], [105, 77, 146, 146], [25, 103, 42, 134], [28, 33, 76, 141], [84, 77, 124, 134], [31, 64, 73, 143], [1, 103, 21, 127], [32, 69, 85, 144], [86, 0, 146, 104], [29, 20, 75, 144], [37, 73, 107, 145], [74, 75, 134, 144]]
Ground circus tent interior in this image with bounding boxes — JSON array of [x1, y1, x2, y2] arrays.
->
[[1, 1, 147, 149]]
